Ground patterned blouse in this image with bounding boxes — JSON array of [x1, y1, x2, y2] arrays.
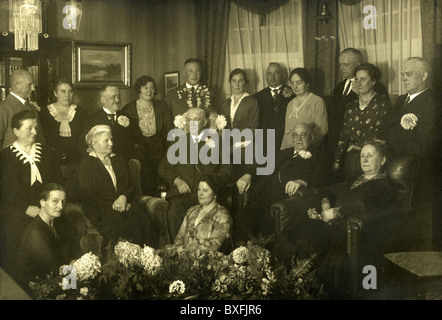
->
[[173, 203, 233, 252], [136, 99, 156, 137], [334, 93, 391, 164]]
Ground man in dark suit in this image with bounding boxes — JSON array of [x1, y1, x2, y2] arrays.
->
[[381, 57, 438, 249], [0, 70, 44, 149], [235, 122, 330, 240], [328, 48, 388, 158], [82, 85, 143, 161], [253, 62, 294, 150], [382, 57, 438, 158], [158, 107, 231, 240], [165, 58, 213, 119]]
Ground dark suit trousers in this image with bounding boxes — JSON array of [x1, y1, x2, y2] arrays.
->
[[167, 193, 199, 242]]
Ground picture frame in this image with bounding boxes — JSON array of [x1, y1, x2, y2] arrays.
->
[[72, 41, 131, 87], [164, 71, 180, 93]]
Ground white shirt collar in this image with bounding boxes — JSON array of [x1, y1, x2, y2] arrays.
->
[[103, 107, 117, 115], [407, 88, 428, 102], [230, 92, 249, 103], [89, 150, 116, 158], [191, 131, 205, 142], [10, 92, 27, 104], [269, 86, 282, 91], [186, 83, 199, 90]]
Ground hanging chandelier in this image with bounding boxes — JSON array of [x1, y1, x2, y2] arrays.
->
[[64, 0, 82, 33], [9, 0, 42, 51]]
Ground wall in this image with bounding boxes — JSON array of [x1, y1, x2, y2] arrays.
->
[[45, 0, 197, 115]]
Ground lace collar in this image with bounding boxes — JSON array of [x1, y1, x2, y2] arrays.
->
[[10, 142, 43, 185], [47, 103, 77, 137]]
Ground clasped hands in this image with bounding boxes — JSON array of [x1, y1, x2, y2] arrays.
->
[[112, 195, 131, 212]]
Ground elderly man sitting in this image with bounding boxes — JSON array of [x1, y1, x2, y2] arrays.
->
[[234, 122, 331, 241]]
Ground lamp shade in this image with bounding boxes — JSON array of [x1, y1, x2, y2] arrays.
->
[[64, 0, 82, 33], [9, 0, 42, 51]]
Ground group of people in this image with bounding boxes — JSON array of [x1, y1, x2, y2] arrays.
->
[[0, 48, 438, 296]]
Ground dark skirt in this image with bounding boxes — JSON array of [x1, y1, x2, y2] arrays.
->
[[82, 199, 158, 248]]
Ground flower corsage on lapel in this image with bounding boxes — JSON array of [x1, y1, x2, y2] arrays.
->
[[293, 150, 312, 159], [117, 115, 130, 127], [282, 86, 294, 98], [400, 113, 418, 130]]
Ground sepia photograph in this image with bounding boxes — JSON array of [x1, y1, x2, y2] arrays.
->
[[0, 0, 441, 308]]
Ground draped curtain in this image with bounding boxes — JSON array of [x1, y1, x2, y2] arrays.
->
[[420, 0, 442, 104], [223, 0, 304, 100], [194, 0, 231, 108], [338, 0, 423, 101]]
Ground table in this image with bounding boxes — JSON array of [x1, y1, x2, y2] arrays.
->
[[383, 251, 442, 300]]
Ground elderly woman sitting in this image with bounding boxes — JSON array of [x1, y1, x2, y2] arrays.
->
[[0, 110, 63, 275], [78, 124, 158, 249], [273, 139, 398, 294], [164, 175, 233, 253]]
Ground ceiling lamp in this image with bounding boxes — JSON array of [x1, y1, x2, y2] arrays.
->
[[64, 0, 82, 33], [317, 0, 332, 25], [9, 0, 42, 51]]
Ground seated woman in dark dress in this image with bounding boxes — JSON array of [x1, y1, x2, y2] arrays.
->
[[15, 183, 74, 290], [0, 110, 63, 275], [78, 125, 158, 249], [273, 139, 398, 293], [122, 75, 173, 196]]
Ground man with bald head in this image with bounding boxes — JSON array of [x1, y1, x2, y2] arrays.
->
[[382, 57, 437, 158], [0, 69, 44, 149], [254, 62, 294, 150], [158, 107, 231, 240], [235, 122, 330, 239]]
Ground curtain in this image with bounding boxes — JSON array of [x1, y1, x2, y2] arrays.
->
[[223, 0, 304, 100], [194, 0, 231, 108], [420, 0, 442, 101], [302, 0, 339, 97], [338, 0, 423, 101]]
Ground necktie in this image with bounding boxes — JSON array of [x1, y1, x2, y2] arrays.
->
[[25, 99, 33, 110], [272, 88, 279, 100], [343, 80, 352, 96], [404, 95, 410, 105], [108, 114, 116, 126], [190, 87, 197, 108]]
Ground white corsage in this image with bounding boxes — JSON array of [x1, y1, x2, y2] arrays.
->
[[307, 208, 322, 221], [205, 138, 216, 149], [117, 115, 130, 127], [211, 114, 227, 131], [400, 113, 418, 130], [298, 150, 312, 159], [282, 86, 294, 98]]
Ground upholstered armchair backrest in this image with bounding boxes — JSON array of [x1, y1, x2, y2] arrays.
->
[[385, 155, 419, 209]]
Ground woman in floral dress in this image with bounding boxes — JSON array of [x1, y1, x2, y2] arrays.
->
[[333, 63, 391, 181], [167, 175, 233, 252]]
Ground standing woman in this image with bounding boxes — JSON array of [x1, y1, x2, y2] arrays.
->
[[280, 68, 328, 150], [40, 79, 87, 166], [219, 68, 259, 180], [122, 75, 173, 196], [333, 63, 391, 181]]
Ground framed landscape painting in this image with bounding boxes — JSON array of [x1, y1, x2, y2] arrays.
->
[[72, 41, 131, 87], [164, 71, 179, 93]]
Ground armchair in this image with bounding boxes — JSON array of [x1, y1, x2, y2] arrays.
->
[[270, 155, 419, 297], [62, 159, 170, 259]]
